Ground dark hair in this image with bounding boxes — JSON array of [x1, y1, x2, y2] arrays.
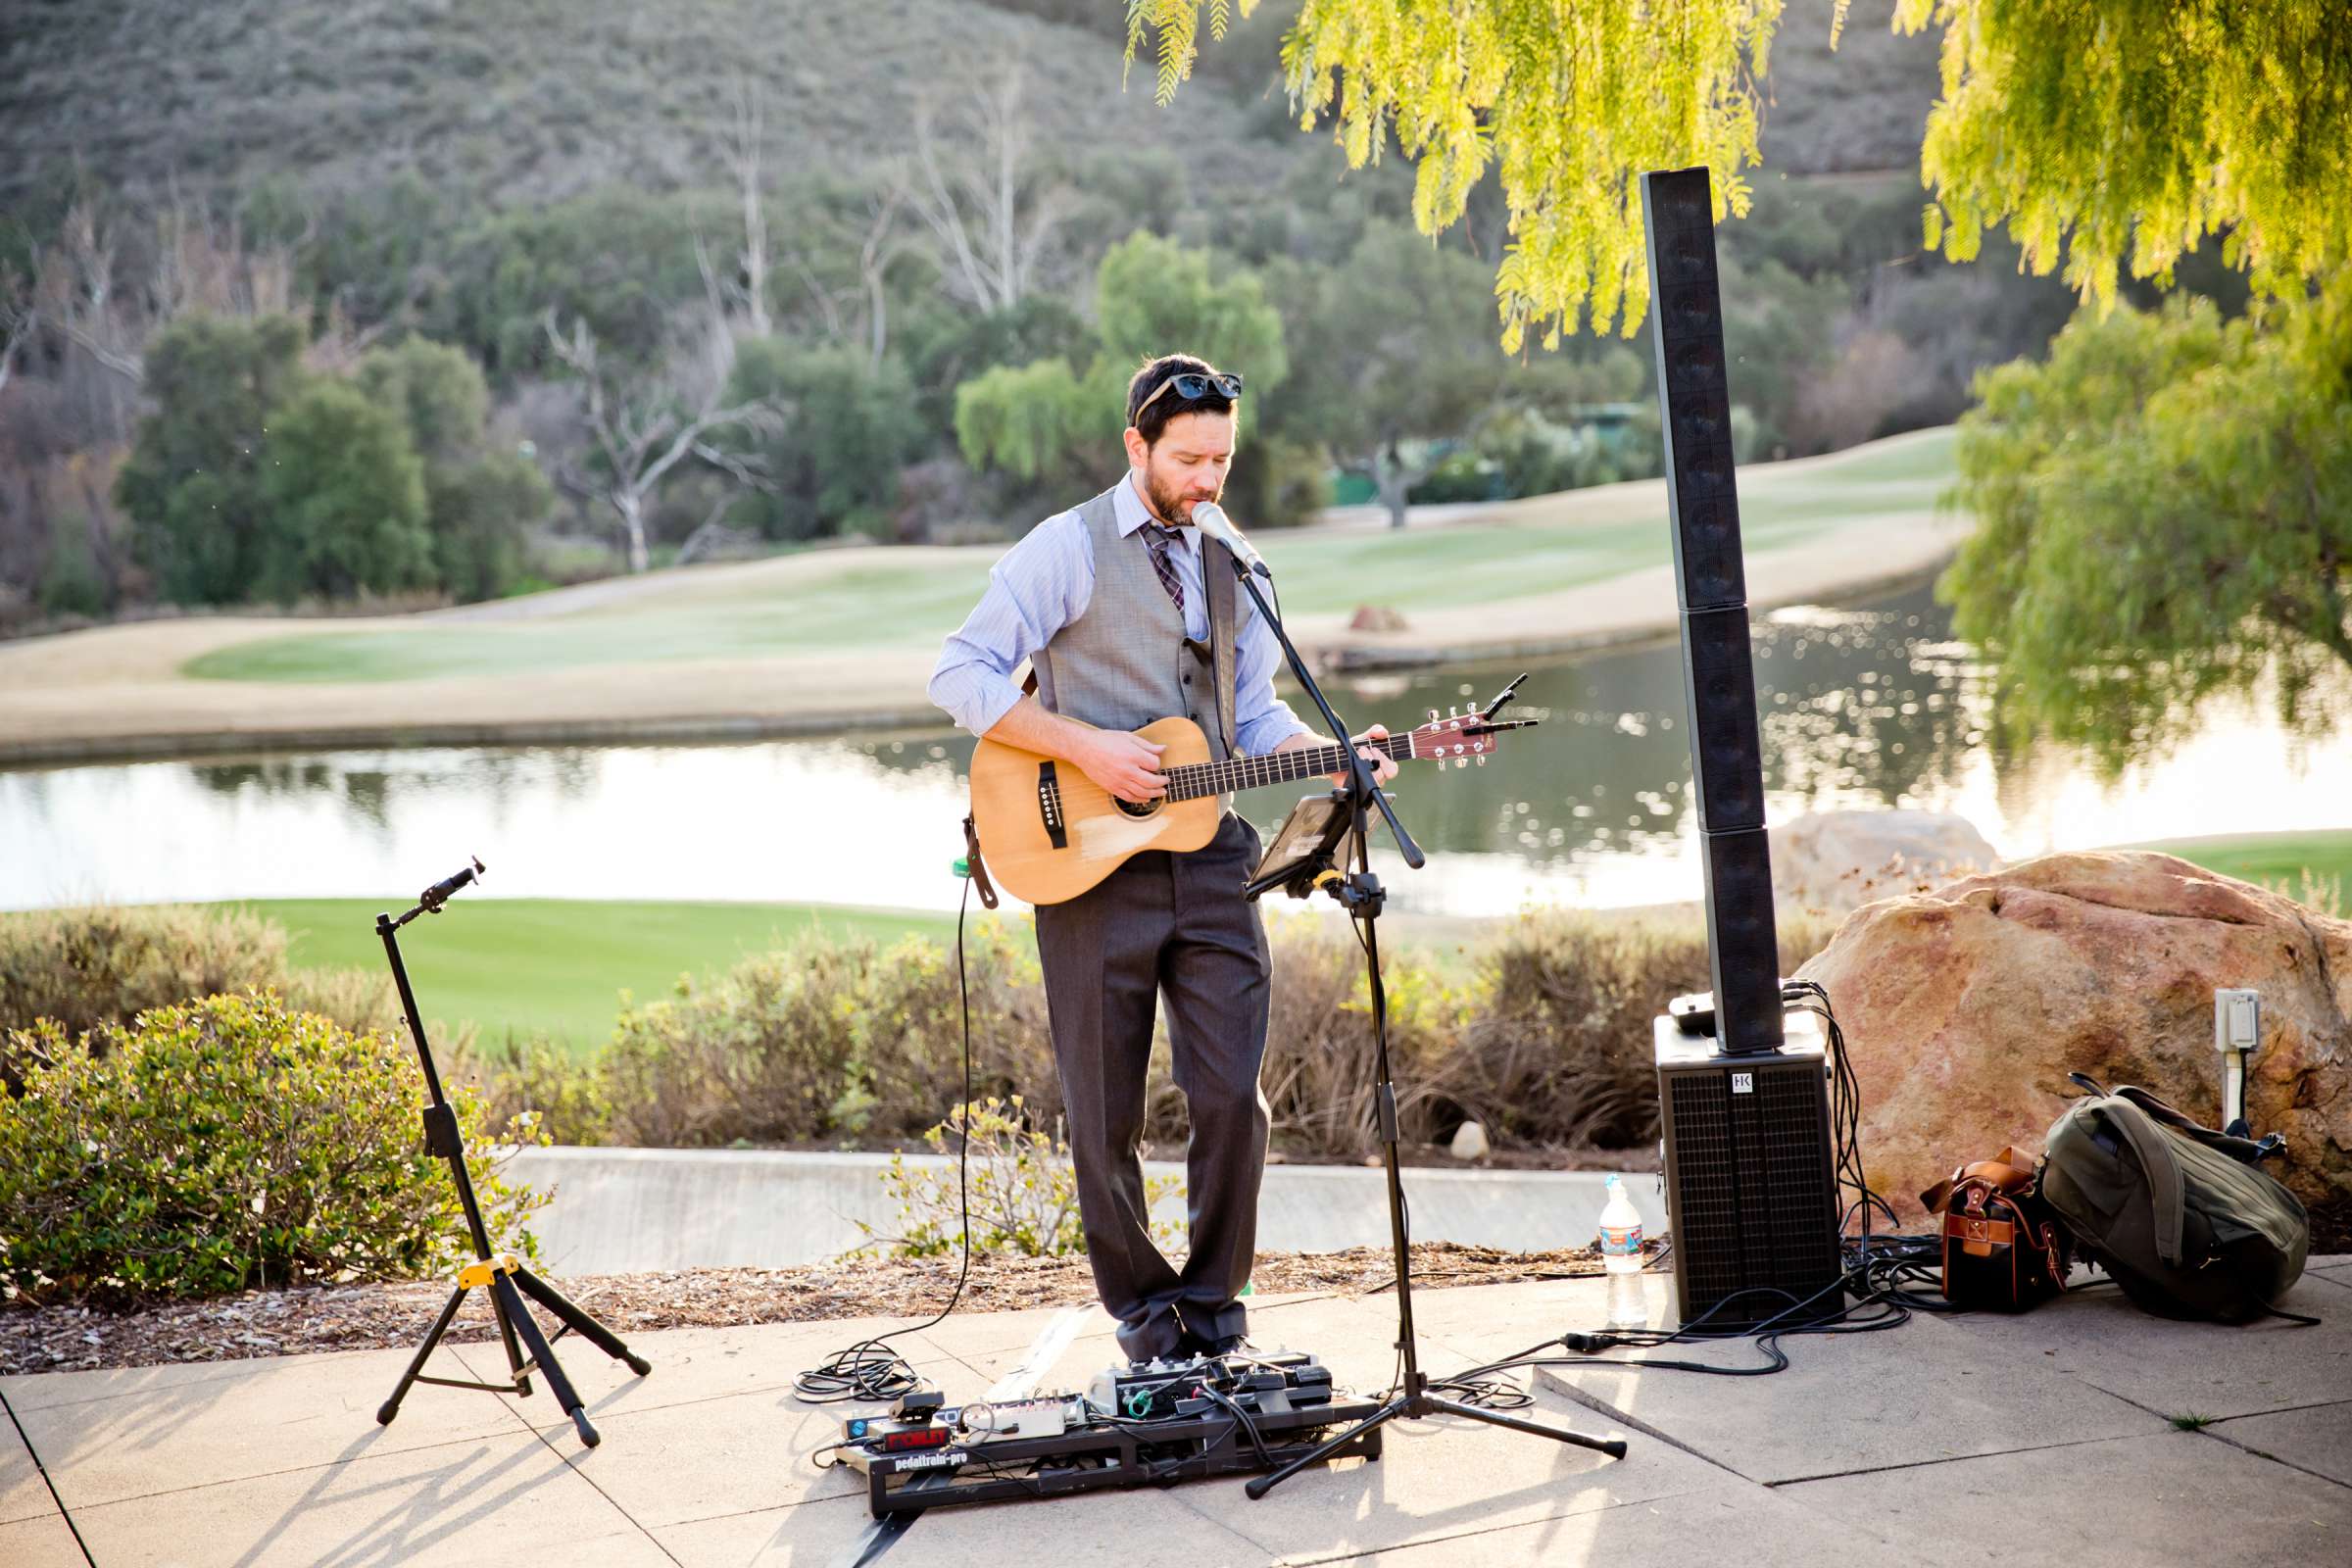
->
[[1126, 353, 1237, 445]]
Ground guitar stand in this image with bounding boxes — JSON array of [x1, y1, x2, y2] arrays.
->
[[1224, 552, 1629, 1498], [370, 858, 651, 1447]]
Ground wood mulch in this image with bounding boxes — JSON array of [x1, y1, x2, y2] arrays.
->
[[0, 1242, 1605, 1378]]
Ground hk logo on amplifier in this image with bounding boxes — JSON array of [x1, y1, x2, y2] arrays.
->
[[1731, 1072, 1754, 1095]]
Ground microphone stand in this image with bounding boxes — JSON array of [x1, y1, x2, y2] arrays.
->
[[1216, 556, 1628, 1499], [372, 858, 650, 1447]]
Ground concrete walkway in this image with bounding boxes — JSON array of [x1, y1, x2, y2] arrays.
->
[[5, 1257, 2346, 1566]]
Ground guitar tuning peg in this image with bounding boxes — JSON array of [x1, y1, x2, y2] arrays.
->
[[1475, 755, 1487, 766], [1455, 756, 1470, 769], [1426, 708, 1442, 724], [1447, 706, 1458, 719]]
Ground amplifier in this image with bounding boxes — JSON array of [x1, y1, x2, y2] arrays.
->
[[1653, 1004, 1842, 1330]]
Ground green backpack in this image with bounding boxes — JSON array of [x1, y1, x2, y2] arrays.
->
[[2037, 1075, 2312, 1324]]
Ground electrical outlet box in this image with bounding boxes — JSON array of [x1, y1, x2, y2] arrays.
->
[[2216, 989, 2261, 1053]]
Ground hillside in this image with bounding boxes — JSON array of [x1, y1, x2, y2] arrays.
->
[[0, 0, 1294, 214], [1, 0, 1936, 216]]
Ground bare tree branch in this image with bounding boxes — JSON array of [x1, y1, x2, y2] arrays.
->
[[904, 62, 1064, 314], [689, 437, 779, 492], [0, 284, 32, 402], [727, 76, 773, 338], [543, 305, 780, 572]]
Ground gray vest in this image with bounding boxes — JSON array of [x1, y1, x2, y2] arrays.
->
[[1030, 481, 1240, 766]]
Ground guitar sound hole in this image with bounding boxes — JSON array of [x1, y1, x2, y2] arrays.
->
[[1113, 796, 1161, 820]]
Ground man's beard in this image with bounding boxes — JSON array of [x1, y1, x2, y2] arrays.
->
[[1145, 470, 1218, 525]]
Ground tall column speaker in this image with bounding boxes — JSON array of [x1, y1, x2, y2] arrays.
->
[[1641, 167, 1841, 1330], [1642, 165, 1781, 1054]]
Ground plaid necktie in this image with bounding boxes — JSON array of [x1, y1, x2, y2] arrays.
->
[[1142, 523, 1187, 615]]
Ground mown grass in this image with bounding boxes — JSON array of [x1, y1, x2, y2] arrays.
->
[[208, 814, 2347, 1058], [209, 898, 974, 1052], [184, 428, 1959, 684], [2125, 831, 2352, 909]]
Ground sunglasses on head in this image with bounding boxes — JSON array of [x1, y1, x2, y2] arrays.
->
[[1132, 369, 1244, 425]]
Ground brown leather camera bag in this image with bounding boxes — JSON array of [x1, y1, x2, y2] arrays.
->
[[1920, 1147, 2071, 1311]]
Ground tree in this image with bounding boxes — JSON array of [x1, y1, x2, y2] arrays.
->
[[1895, 1, 2352, 309], [356, 337, 551, 600], [906, 62, 1074, 314], [116, 314, 310, 604], [955, 356, 1106, 497], [542, 304, 779, 574], [722, 340, 924, 541], [954, 231, 1289, 514], [901, 293, 1093, 435], [1128, 0, 1782, 347], [252, 379, 433, 604], [782, 178, 914, 372], [1271, 223, 1506, 527], [1133, 2, 2352, 342], [1938, 278, 2352, 773], [422, 450, 550, 603]]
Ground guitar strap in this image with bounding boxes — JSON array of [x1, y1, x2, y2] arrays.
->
[[1202, 537, 1239, 760], [1012, 535, 1237, 757], [968, 523, 1240, 907], [961, 810, 1000, 910]]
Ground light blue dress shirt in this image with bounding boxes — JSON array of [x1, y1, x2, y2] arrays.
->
[[927, 474, 1312, 754]]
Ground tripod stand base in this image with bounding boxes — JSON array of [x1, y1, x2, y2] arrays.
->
[[376, 1256, 650, 1447], [1244, 1386, 1625, 1500]]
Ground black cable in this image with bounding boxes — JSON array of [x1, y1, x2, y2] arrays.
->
[[793, 876, 979, 1404], [1422, 984, 1956, 1403]]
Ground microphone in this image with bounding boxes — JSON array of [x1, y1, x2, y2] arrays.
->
[[1188, 501, 1272, 578]]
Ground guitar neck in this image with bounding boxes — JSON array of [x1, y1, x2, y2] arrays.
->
[[1163, 731, 1418, 803]]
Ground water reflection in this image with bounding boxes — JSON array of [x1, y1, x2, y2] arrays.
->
[[3, 581, 2347, 915]]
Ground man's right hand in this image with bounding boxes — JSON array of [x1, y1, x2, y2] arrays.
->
[[1076, 729, 1167, 804]]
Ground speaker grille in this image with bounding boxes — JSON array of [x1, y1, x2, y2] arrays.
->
[[1680, 606, 1764, 830], [1666, 1073, 1743, 1302], [1658, 1046, 1842, 1327]]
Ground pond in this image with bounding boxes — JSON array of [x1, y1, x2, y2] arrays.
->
[[5, 581, 2348, 916]]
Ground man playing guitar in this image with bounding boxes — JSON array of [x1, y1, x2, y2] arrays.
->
[[928, 354, 1395, 1363]]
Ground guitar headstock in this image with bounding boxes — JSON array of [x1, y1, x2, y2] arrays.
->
[[1405, 704, 1539, 769]]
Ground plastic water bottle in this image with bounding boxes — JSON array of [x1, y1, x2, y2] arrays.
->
[[1597, 1175, 1646, 1330]]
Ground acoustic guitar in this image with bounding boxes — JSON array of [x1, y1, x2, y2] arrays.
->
[[968, 703, 1531, 906]]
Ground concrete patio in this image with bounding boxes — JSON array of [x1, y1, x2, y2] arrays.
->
[[5, 1257, 2347, 1567]]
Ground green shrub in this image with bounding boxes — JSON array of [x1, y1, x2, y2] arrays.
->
[[850, 925, 1056, 1139], [0, 992, 546, 1303], [0, 906, 405, 1083], [455, 1032, 612, 1146], [0, 905, 290, 1040], [858, 1096, 1180, 1259], [601, 942, 868, 1147], [1253, 919, 1474, 1159], [599, 924, 1054, 1147]]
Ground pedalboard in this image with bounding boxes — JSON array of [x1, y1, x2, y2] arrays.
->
[[833, 1348, 1379, 1517]]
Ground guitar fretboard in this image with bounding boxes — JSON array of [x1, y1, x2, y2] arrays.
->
[[1162, 731, 1420, 802]]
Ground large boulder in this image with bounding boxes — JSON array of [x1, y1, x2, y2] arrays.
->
[[1795, 851, 2352, 1225], [1771, 808, 1999, 914]]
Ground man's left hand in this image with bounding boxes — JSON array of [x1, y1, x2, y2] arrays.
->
[[1328, 722, 1397, 788]]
